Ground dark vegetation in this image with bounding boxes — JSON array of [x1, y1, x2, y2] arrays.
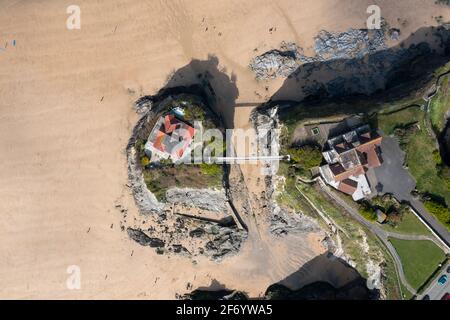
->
[[363, 194, 410, 226], [357, 201, 378, 222], [286, 145, 323, 178]]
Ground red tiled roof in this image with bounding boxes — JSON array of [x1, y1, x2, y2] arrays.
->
[[365, 144, 382, 167], [163, 114, 179, 133], [152, 115, 195, 159], [324, 129, 382, 186], [338, 178, 358, 195], [356, 137, 382, 168], [329, 163, 346, 176], [333, 165, 365, 181], [356, 136, 382, 151], [357, 150, 368, 165]]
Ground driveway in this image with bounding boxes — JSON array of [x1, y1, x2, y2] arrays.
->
[[371, 136, 416, 201], [370, 136, 450, 247]]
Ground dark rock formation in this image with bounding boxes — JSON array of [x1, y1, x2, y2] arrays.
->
[[189, 228, 206, 238], [249, 48, 300, 79], [171, 244, 191, 255], [127, 227, 165, 248], [314, 28, 386, 60], [184, 289, 249, 300]]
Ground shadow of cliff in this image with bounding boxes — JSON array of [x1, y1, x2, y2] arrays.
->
[[159, 55, 239, 128], [265, 252, 379, 300], [183, 253, 379, 300], [267, 26, 450, 107]]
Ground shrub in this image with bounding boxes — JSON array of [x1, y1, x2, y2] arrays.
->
[[424, 200, 450, 229], [433, 150, 443, 166], [386, 210, 403, 225], [289, 145, 323, 169], [184, 104, 205, 122], [200, 163, 222, 177], [135, 138, 146, 156], [358, 202, 378, 222], [141, 156, 150, 167]]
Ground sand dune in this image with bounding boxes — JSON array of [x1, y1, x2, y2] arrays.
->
[[0, 0, 448, 299]]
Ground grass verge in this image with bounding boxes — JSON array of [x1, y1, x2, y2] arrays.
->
[[389, 238, 446, 290], [381, 210, 432, 236]]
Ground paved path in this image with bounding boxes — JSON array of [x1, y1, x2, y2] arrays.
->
[[315, 178, 418, 295]]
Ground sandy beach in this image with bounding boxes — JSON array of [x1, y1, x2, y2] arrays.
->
[[0, 0, 449, 299]]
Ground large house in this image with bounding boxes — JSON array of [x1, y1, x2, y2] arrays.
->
[[319, 125, 383, 201], [145, 114, 195, 161]]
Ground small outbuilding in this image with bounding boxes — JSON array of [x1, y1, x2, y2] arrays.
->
[[376, 209, 387, 224]]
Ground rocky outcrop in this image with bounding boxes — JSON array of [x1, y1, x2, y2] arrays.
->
[[126, 89, 248, 261], [250, 29, 387, 80], [250, 101, 324, 238], [127, 146, 164, 214], [126, 96, 166, 215], [249, 46, 300, 79], [314, 29, 386, 61], [127, 227, 165, 247], [127, 220, 246, 260], [166, 188, 229, 212], [204, 227, 248, 260], [269, 204, 322, 237], [183, 289, 249, 300]]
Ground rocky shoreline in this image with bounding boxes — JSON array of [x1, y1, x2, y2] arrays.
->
[[125, 88, 247, 261], [250, 25, 449, 99], [249, 27, 390, 80]]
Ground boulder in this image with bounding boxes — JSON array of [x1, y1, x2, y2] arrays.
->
[[127, 227, 165, 247]]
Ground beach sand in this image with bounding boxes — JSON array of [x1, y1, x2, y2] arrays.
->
[[0, 0, 448, 299]]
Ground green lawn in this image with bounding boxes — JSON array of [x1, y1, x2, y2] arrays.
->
[[405, 117, 450, 206], [429, 75, 450, 132], [377, 107, 422, 135], [389, 238, 446, 290], [382, 211, 432, 236]]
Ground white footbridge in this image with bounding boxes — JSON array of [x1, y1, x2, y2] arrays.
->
[[205, 155, 290, 163]]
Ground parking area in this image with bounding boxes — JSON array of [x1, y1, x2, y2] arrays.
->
[[369, 136, 416, 201], [418, 261, 450, 300]]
